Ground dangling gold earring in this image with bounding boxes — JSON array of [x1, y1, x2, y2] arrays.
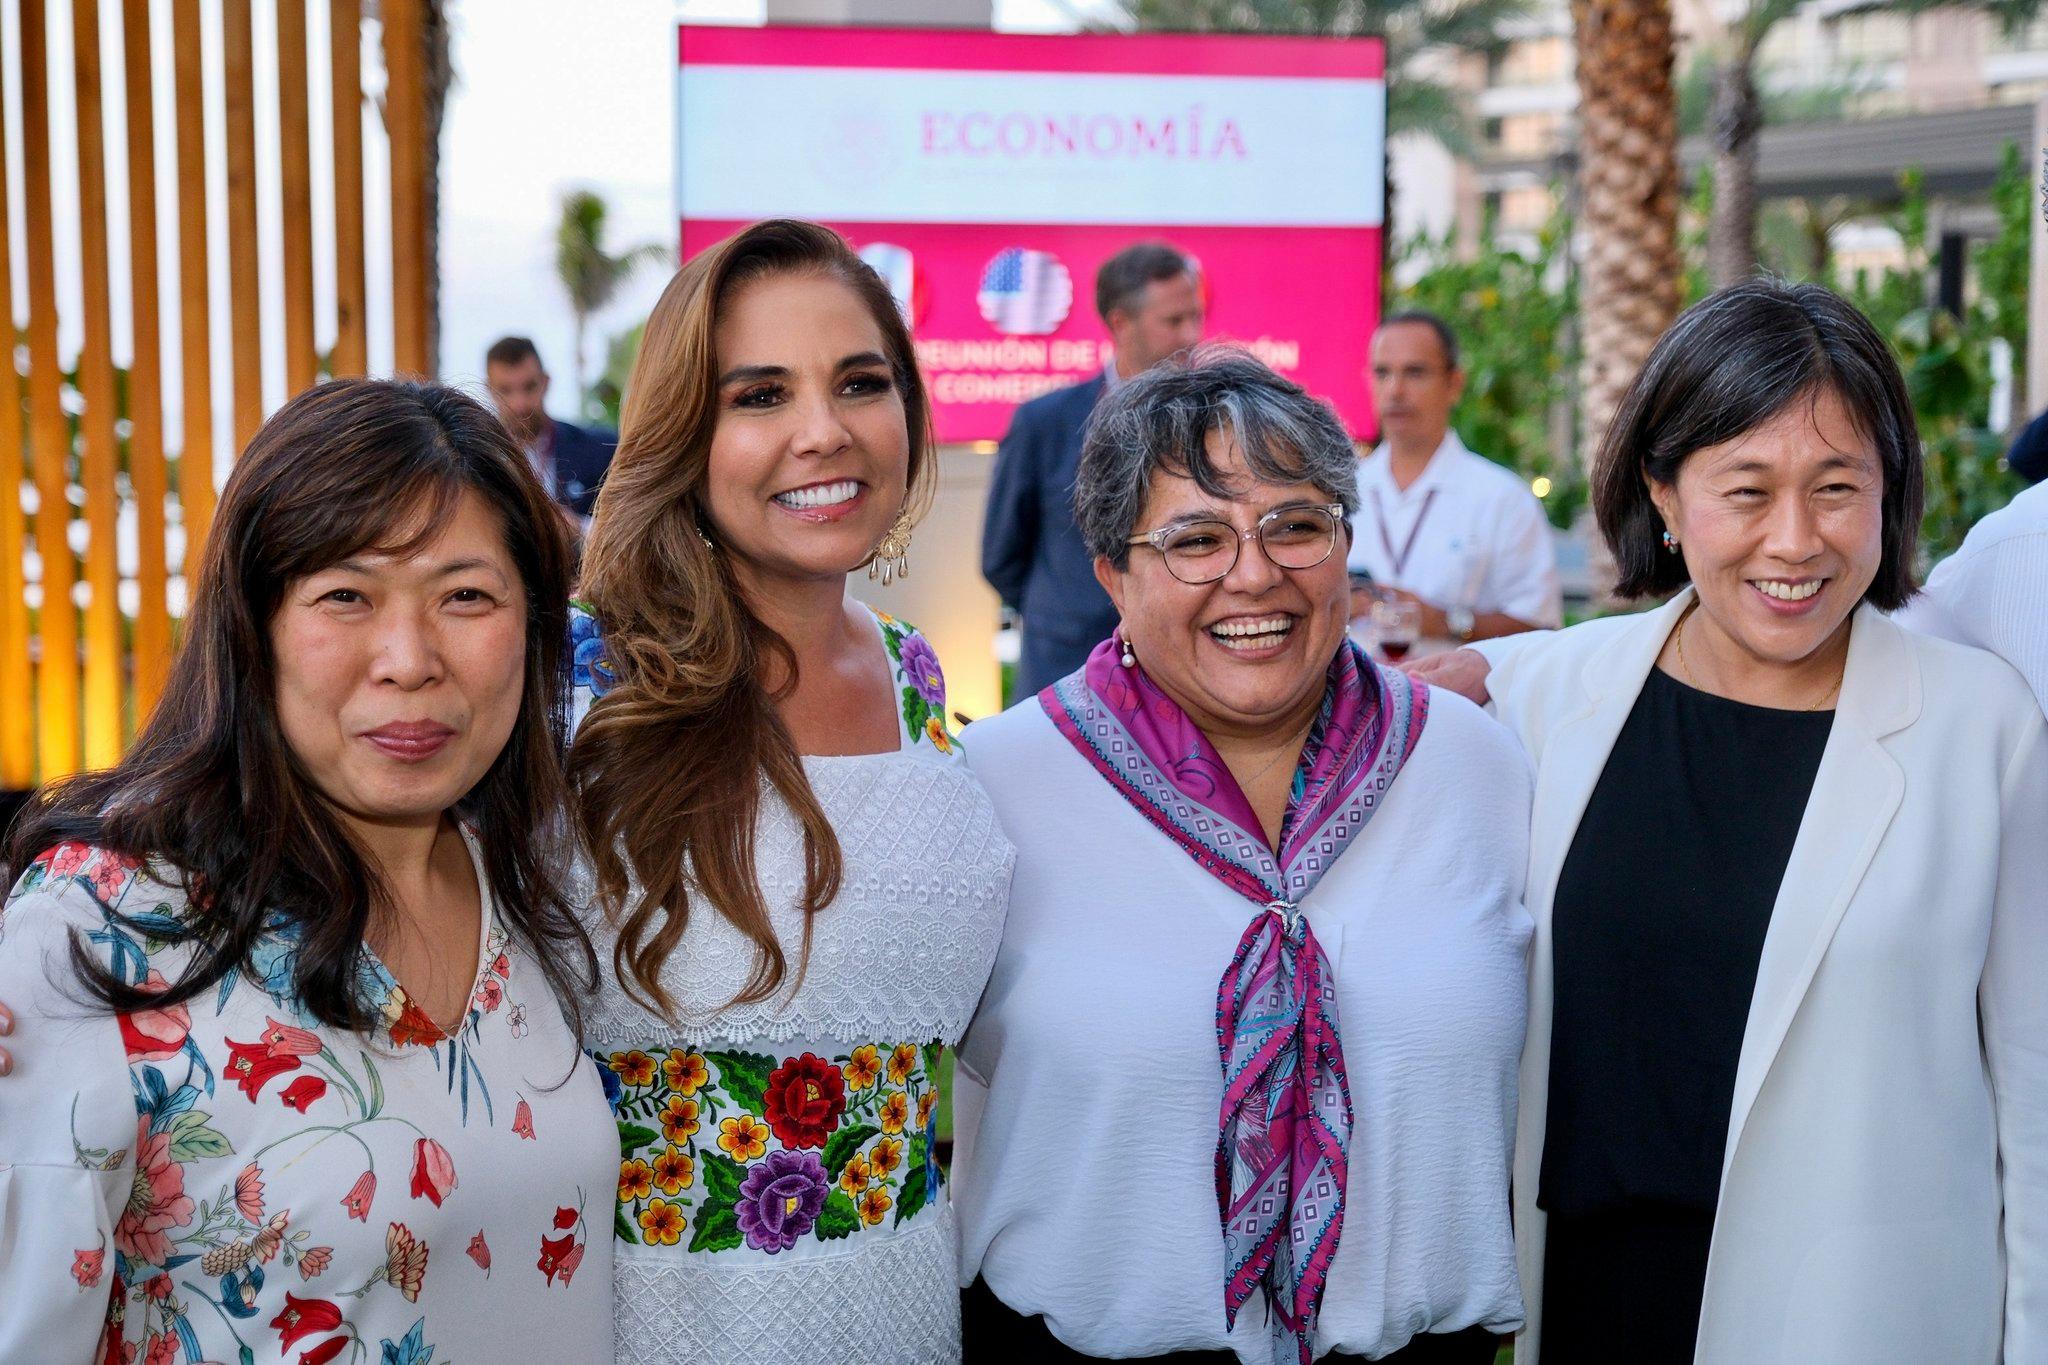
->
[[869, 510, 914, 585]]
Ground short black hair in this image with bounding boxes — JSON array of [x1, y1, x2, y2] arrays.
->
[[486, 335, 542, 370], [1376, 309, 1460, 371], [1594, 279, 1922, 609], [1095, 242, 1196, 324]]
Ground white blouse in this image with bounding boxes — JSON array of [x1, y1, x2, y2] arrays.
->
[[952, 688, 1533, 1362], [571, 603, 1014, 1365], [0, 832, 618, 1365]]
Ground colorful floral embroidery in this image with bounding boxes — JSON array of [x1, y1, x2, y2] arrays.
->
[[600, 1038, 948, 1254], [877, 614, 961, 753]]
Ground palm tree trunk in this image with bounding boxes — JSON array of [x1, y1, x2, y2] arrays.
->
[[1572, 0, 1682, 458], [1707, 55, 1762, 288], [421, 0, 451, 375]]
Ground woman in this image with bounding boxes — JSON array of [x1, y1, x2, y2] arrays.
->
[[566, 219, 1012, 1363], [1414, 281, 2048, 1361], [953, 348, 1532, 1363], [0, 380, 617, 1362]]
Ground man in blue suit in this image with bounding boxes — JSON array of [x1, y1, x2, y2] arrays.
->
[[981, 242, 1205, 697], [484, 335, 616, 521]]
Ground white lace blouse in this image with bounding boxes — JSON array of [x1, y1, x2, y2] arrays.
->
[[569, 603, 1014, 1365]]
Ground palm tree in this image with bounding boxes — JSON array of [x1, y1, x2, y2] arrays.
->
[[1704, 0, 2041, 286], [553, 190, 671, 406], [1125, 0, 1531, 156], [1572, 0, 1682, 452]]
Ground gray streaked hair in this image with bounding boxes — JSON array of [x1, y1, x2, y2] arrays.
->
[[1074, 344, 1360, 569]]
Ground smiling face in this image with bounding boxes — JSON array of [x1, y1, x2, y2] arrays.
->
[[1652, 385, 1884, 673], [1097, 427, 1353, 743], [272, 489, 529, 837], [699, 272, 911, 591]]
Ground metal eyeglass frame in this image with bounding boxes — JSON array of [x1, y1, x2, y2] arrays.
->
[[1125, 502, 1347, 585]]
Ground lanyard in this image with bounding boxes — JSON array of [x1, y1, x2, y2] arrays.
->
[[1370, 487, 1437, 580]]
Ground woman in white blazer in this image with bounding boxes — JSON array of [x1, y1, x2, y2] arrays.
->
[[1420, 281, 2048, 1363]]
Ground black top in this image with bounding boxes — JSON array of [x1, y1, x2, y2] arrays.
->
[[1538, 666, 1834, 1218]]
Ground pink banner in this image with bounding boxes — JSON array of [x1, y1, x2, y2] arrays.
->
[[678, 26, 1387, 444]]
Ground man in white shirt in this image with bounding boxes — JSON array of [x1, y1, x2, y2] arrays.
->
[[1349, 311, 1562, 645], [1894, 480, 2048, 715]]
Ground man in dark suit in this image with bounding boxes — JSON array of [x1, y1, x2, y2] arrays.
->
[[981, 242, 1204, 696], [483, 335, 616, 520]]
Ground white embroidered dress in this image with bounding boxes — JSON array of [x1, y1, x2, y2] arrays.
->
[[569, 604, 1013, 1365]]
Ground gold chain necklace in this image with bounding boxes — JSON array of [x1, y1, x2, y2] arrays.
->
[[1673, 600, 1842, 712]]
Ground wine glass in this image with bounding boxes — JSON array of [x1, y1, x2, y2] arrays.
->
[[1371, 598, 1422, 663]]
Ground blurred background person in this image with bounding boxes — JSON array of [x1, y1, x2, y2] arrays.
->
[[484, 334, 617, 522], [1895, 477, 2048, 714], [982, 241, 1205, 697], [1349, 311, 1560, 653]]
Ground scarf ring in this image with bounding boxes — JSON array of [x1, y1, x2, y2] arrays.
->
[[1041, 636, 1428, 1364]]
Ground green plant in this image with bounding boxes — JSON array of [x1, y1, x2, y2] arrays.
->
[[1393, 202, 1585, 529]]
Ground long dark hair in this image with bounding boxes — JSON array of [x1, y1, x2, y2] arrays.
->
[[571, 219, 937, 1016], [5, 378, 595, 1031]]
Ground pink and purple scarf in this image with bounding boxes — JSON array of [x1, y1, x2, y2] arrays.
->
[[1042, 637, 1428, 1364]]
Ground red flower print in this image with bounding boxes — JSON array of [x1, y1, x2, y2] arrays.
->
[[552, 1205, 577, 1230], [467, 1230, 491, 1274], [260, 1017, 324, 1059], [762, 1052, 846, 1150], [512, 1097, 535, 1140], [409, 1138, 458, 1205], [225, 1036, 302, 1101], [144, 1273, 171, 1300], [270, 1293, 342, 1350], [234, 1163, 266, 1222], [142, 1333, 175, 1365], [279, 1075, 328, 1113], [115, 1129, 196, 1265], [388, 998, 444, 1047], [340, 1171, 376, 1222], [299, 1341, 350, 1365], [297, 1246, 332, 1279], [553, 1240, 585, 1286], [251, 1209, 292, 1263], [71, 1243, 105, 1289], [86, 850, 141, 902], [46, 842, 90, 879], [116, 972, 190, 1063], [537, 1232, 575, 1285], [492, 952, 511, 978], [473, 977, 503, 1012]]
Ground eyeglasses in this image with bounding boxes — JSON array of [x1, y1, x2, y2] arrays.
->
[[1125, 503, 1346, 585]]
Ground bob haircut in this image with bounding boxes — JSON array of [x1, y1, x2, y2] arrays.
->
[[5, 378, 593, 1033], [1594, 279, 1923, 609]]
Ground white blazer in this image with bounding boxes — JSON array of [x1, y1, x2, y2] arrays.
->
[[1479, 591, 2048, 1364]]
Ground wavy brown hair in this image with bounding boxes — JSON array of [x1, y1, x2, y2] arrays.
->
[[5, 379, 592, 1031], [570, 219, 937, 1017]]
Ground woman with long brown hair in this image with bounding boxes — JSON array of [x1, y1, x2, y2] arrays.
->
[[0, 379, 616, 1363], [567, 219, 1012, 1364]]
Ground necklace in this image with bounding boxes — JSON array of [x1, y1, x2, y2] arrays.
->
[[1673, 600, 1842, 712]]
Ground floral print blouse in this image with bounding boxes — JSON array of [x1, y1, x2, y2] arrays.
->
[[0, 833, 617, 1365]]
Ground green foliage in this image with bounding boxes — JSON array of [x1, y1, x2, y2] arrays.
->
[[584, 319, 645, 429], [553, 189, 671, 403], [1839, 150, 2027, 564], [1392, 202, 1584, 529]]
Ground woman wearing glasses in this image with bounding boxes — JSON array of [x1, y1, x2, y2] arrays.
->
[[951, 348, 1532, 1363]]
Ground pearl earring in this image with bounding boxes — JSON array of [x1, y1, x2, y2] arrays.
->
[[1119, 633, 1136, 668]]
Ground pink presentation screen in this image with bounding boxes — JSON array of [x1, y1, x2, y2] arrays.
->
[[677, 26, 1387, 443]]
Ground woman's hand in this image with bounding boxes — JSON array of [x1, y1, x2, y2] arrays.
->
[[1401, 648, 1493, 707]]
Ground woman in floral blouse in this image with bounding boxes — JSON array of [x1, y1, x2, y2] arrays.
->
[[0, 380, 618, 1364], [566, 219, 1012, 1364]]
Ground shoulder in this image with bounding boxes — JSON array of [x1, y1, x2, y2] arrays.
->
[[1451, 444, 1540, 505], [553, 419, 617, 451], [1895, 617, 2037, 721], [1941, 485, 2048, 570], [1412, 679, 1528, 775], [960, 695, 1061, 778], [872, 611, 963, 756], [1013, 376, 1099, 429], [0, 844, 186, 998]]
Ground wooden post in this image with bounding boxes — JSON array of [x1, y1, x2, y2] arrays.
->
[[277, 0, 317, 394], [0, 13, 32, 786], [18, 0, 77, 778], [330, 0, 367, 377], [74, 0, 127, 770], [123, 0, 172, 716], [224, 0, 263, 451], [172, 0, 215, 564], [384, 0, 430, 376]]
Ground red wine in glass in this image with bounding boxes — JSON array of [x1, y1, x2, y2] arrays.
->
[[1379, 638, 1413, 662]]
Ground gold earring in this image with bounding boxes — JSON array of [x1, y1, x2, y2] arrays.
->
[[869, 511, 913, 585]]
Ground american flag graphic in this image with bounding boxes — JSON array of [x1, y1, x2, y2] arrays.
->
[[858, 242, 919, 324], [976, 248, 1074, 336]]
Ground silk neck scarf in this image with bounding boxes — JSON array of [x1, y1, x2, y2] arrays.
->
[[1041, 637, 1429, 1364]]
